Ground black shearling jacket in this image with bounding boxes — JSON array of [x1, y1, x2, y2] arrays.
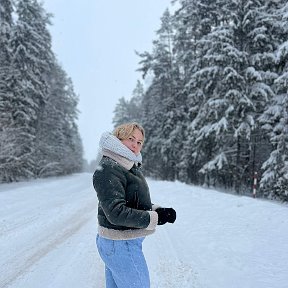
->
[[93, 156, 157, 239]]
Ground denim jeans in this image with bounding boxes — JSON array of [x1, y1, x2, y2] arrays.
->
[[96, 234, 150, 288]]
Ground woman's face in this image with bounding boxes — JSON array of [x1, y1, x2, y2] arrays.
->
[[121, 128, 144, 155]]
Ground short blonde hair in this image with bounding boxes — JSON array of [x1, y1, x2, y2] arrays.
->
[[113, 122, 145, 142]]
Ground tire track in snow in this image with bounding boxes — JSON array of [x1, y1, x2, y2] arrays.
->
[[147, 226, 201, 288], [0, 201, 96, 288]]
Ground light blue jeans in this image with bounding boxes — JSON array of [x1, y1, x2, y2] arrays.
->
[[96, 234, 150, 288]]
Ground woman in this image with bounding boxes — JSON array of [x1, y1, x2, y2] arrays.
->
[[93, 122, 176, 288]]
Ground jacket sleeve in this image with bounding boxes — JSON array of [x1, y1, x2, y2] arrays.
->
[[93, 163, 151, 229]]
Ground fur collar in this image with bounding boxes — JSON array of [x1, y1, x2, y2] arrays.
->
[[102, 149, 134, 170]]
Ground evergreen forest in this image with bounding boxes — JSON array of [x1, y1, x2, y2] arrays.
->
[[113, 0, 288, 202], [0, 0, 83, 182]]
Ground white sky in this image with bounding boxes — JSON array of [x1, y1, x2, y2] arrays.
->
[[42, 0, 174, 162]]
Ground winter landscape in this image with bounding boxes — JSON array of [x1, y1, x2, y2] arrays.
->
[[1, 173, 287, 288], [1, 1, 288, 287]]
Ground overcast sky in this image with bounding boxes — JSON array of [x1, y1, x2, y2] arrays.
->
[[42, 0, 174, 162]]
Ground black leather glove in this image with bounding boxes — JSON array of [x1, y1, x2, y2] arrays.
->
[[155, 207, 176, 225]]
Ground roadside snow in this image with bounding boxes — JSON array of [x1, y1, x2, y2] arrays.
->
[[0, 173, 287, 288]]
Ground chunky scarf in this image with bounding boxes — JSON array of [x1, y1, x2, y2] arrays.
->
[[95, 132, 142, 170]]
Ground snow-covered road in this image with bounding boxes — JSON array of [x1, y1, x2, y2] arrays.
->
[[1, 173, 288, 288], [0, 174, 103, 288]]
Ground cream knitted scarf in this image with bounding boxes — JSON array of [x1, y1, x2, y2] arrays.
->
[[95, 132, 142, 170]]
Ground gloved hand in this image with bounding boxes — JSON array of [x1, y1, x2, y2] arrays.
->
[[155, 207, 176, 225]]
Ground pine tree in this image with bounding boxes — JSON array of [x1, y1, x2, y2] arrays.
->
[[259, 92, 288, 201], [173, 0, 216, 183], [4, 0, 55, 180], [138, 9, 183, 180], [113, 80, 144, 127], [172, 0, 235, 186], [173, 0, 278, 192], [36, 62, 83, 177], [0, 0, 17, 182], [129, 79, 144, 120], [60, 75, 83, 174], [113, 97, 133, 127], [259, 1, 288, 201]]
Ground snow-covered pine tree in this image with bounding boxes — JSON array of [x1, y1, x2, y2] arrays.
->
[[259, 1, 288, 201], [22, 0, 56, 175], [157, 9, 187, 181], [0, 0, 15, 182], [113, 97, 133, 127], [4, 0, 54, 181], [259, 83, 288, 201], [59, 71, 83, 174], [39, 62, 83, 176], [0, 0, 13, 62], [33, 61, 81, 176], [137, 9, 181, 180], [176, 0, 278, 192], [171, 0, 233, 186], [138, 82, 167, 178], [129, 80, 145, 121], [0, 0, 83, 181], [112, 80, 144, 127], [59, 87, 84, 175], [172, 0, 218, 184]]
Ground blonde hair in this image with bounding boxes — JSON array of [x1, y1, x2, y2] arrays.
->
[[113, 122, 145, 142]]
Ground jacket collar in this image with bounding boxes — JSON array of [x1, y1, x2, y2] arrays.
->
[[102, 149, 134, 170]]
